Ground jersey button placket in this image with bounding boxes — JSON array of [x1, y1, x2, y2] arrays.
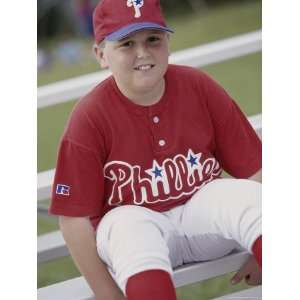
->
[[153, 116, 160, 124], [151, 115, 167, 150], [158, 139, 166, 147]]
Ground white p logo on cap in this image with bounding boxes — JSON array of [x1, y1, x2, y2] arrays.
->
[[127, 0, 144, 18]]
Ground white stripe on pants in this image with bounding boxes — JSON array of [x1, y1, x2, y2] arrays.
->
[[96, 178, 261, 294]]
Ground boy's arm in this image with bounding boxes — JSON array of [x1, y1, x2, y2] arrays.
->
[[59, 216, 125, 300]]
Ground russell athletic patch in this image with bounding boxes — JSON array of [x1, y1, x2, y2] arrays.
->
[[56, 184, 70, 196]]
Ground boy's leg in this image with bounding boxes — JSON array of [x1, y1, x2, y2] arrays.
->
[[181, 179, 262, 264], [126, 270, 177, 300], [96, 205, 178, 298], [252, 235, 262, 268]]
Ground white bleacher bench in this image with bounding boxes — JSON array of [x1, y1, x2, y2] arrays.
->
[[38, 250, 261, 300], [37, 31, 262, 299], [214, 286, 261, 300]]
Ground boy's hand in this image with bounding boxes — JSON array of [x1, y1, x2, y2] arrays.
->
[[231, 255, 262, 286]]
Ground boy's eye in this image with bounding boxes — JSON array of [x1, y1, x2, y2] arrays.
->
[[148, 36, 161, 43], [120, 41, 133, 48]]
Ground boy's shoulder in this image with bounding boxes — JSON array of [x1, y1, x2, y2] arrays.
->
[[69, 74, 116, 119], [168, 63, 201, 74], [167, 64, 211, 84], [79, 75, 115, 109]]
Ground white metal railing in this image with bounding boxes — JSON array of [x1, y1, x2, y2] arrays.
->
[[37, 30, 261, 109]]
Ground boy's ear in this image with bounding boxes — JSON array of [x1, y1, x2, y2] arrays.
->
[[165, 33, 171, 56], [93, 44, 109, 69]]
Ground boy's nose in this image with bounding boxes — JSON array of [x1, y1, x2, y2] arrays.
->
[[136, 45, 150, 59]]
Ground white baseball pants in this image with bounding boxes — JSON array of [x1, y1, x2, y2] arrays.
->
[[96, 178, 262, 293]]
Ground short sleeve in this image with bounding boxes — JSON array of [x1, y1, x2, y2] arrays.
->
[[203, 73, 262, 178], [49, 98, 107, 218], [49, 139, 105, 217]]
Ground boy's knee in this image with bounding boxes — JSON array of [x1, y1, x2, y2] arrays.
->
[[97, 205, 155, 240], [96, 206, 148, 249], [100, 205, 152, 224], [204, 178, 261, 203], [204, 178, 261, 218], [194, 179, 261, 217], [208, 179, 261, 251], [183, 178, 261, 252], [186, 178, 261, 217], [96, 205, 170, 262], [95, 206, 173, 294]]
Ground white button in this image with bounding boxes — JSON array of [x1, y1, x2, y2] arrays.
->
[[153, 116, 160, 123], [159, 139, 166, 146]]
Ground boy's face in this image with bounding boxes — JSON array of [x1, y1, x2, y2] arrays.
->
[[95, 29, 170, 99]]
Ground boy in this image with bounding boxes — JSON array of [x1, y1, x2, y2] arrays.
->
[[49, 0, 262, 299]]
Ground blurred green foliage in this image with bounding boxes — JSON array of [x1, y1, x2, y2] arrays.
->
[[38, 1, 260, 42]]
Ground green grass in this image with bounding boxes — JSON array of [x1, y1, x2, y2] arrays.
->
[[37, 214, 58, 235], [38, 101, 76, 172], [202, 53, 262, 116], [38, 0, 261, 297], [38, 256, 80, 288], [168, 0, 261, 51]]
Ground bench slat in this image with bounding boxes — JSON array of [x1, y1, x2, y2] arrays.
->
[[38, 231, 69, 264], [38, 250, 250, 299], [38, 277, 94, 300], [214, 286, 261, 299], [173, 250, 249, 288], [37, 169, 55, 201]]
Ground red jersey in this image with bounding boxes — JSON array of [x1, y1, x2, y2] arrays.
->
[[49, 64, 261, 229]]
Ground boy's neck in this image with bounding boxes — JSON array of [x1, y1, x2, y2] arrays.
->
[[116, 79, 165, 107]]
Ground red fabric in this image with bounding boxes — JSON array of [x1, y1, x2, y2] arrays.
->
[[49, 65, 262, 230], [93, 0, 169, 43], [126, 270, 177, 300], [252, 235, 262, 268]]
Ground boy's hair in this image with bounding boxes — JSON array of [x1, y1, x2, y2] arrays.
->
[[95, 40, 105, 49], [92, 0, 173, 44]]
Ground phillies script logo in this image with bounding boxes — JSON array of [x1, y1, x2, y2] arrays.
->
[[104, 149, 222, 206]]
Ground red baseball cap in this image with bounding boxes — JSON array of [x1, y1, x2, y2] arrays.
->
[[93, 0, 173, 44]]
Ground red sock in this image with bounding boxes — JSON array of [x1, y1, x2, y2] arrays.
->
[[126, 269, 177, 300], [252, 235, 262, 268]]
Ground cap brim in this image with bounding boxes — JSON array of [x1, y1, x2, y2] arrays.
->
[[105, 22, 174, 41]]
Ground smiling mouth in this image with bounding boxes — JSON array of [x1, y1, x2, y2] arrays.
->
[[134, 64, 155, 71]]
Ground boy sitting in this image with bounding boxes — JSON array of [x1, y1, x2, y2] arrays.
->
[[50, 1, 262, 299]]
